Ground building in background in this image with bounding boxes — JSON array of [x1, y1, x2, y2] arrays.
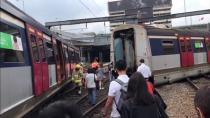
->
[[108, 0, 172, 30]]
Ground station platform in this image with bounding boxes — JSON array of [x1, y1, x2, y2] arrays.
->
[[0, 80, 73, 118]]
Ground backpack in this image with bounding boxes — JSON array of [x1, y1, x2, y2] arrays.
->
[[114, 79, 128, 114]]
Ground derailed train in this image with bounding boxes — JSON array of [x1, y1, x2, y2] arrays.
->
[[0, 0, 80, 115], [111, 24, 210, 85]]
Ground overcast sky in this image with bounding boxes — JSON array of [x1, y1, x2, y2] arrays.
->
[[8, 0, 210, 34]]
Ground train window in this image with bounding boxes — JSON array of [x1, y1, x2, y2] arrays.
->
[[30, 35, 39, 62], [0, 23, 24, 63], [162, 40, 175, 54], [45, 41, 55, 64], [64, 48, 68, 63], [186, 40, 192, 52], [72, 51, 75, 63], [194, 40, 204, 52], [69, 50, 73, 62], [38, 38, 47, 62], [74, 51, 77, 62], [76, 53, 80, 62], [180, 40, 186, 52]]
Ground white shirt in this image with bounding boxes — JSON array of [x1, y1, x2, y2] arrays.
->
[[137, 63, 152, 78], [108, 75, 130, 117], [85, 73, 96, 88]]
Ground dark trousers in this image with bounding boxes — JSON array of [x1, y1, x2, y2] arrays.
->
[[88, 88, 96, 105]]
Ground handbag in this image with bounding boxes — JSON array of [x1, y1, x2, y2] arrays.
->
[[154, 95, 168, 118], [94, 74, 99, 90], [154, 89, 167, 110]]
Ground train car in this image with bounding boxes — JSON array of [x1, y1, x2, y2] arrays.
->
[[0, 0, 80, 115], [111, 24, 210, 85]]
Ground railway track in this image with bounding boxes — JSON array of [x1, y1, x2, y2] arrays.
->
[[186, 76, 210, 91], [23, 81, 78, 118], [155, 75, 210, 117], [26, 72, 110, 118], [77, 78, 110, 118], [185, 75, 210, 109]]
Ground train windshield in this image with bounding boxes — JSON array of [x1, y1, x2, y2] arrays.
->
[[114, 38, 124, 61], [113, 28, 135, 73], [124, 39, 135, 70]]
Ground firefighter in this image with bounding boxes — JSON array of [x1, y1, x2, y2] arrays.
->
[[72, 64, 83, 94]]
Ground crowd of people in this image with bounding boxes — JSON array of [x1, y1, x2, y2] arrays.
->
[[38, 58, 210, 118], [71, 57, 106, 106]]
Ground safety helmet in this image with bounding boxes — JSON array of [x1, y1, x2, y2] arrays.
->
[[91, 62, 98, 69], [75, 64, 81, 69]]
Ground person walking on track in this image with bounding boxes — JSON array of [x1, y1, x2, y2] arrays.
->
[[72, 64, 83, 95], [137, 59, 152, 80], [103, 60, 130, 118], [97, 63, 105, 90], [85, 68, 98, 106]]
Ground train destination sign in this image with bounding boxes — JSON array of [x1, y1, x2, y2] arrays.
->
[[0, 32, 23, 51]]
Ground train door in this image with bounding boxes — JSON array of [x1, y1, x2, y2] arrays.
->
[[26, 25, 42, 96], [205, 37, 210, 63], [44, 36, 57, 87], [179, 37, 194, 67], [179, 37, 188, 67], [37, 32, 49, 91], [186, 37, 194, 66], [52, 37, 61, 83]]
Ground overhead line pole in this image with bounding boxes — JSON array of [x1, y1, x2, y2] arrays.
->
[[45, 9, 210, 27]]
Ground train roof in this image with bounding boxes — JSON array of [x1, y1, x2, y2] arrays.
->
[[145, 26, 210, 37], [173, 29, 208, 37], [146, 27, 176, 36], [0, 0, 52, 35], [113, 24, 210, 38]]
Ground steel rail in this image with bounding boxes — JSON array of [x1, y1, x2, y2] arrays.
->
[[186, 78, 199, 90]]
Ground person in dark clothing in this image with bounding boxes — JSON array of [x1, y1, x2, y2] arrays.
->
[[194, 86, 210, 118], [112, 69, 119, 79], [38, 101, 82, 118], [120, 72, 159, 118], [108, 62, 114, 81]]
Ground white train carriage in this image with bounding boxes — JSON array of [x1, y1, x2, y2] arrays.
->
[[111, 24, 210, 85]]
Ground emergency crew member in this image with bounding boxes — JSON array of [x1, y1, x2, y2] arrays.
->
[[91, 61, 99, 70], [72, 64, 83, 94]]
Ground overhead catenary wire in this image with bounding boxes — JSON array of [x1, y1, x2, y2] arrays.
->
[[90, 0, 107, 16], [78, 0, 97, 17]]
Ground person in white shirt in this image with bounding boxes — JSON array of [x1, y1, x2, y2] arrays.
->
[[137, 59, 151, 79], [103, 60, 130, 118], [85, 68, 98, 106]]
